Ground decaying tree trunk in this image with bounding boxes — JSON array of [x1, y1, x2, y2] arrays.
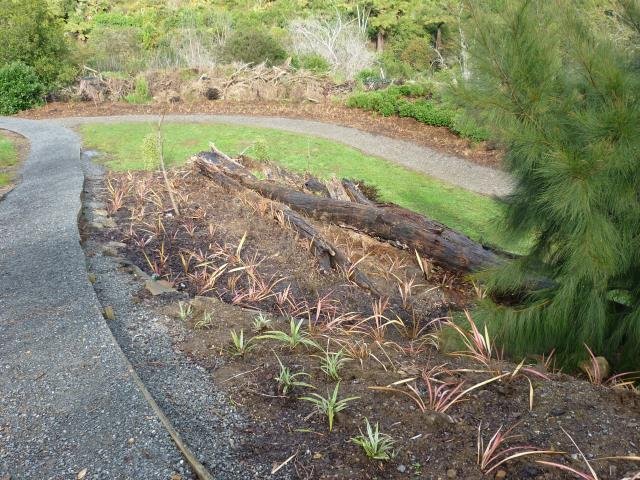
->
[[341, 179, 376, 206], [193, 151, 505, 274], [194, 153, 379, 294]]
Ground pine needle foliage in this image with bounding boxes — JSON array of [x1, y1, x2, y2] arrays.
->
[[460, 0, 640, 370]]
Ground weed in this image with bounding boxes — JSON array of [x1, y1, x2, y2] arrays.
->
[[229, 329, 255, 357], [257, 317, 320, 351], [274, 353, 313, 395], [351, 418, 396, 461], [300, 382, 359, 432]]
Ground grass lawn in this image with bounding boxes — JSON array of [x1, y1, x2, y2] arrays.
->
[[0, 132, 19, 187], [78, 122, 510, 249]]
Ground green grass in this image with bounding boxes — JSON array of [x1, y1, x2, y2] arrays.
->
[[78, 122, 508, 248], [0, 133, 19, 187]]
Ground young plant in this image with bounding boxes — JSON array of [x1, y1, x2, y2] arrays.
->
[[194, 311, 214, 329], [314, 348, 352, 381], [300, 382, 359, 432], [447, 311, 500, 366], [229, 329, 255, 357], [351, 418, 396, 461], [477, 423, 558, 474], [274, 353, 313, 395], [178, 301, 192, 320], [257, 317, 320, 350], [252, 312, 273, 332]]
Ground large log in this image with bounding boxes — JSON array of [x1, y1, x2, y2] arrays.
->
[[193, 151, 504, 274], [194, 155, 379, 294]]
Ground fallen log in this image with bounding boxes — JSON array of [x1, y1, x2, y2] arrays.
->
[[341, 179, 376, 206], [193, 151, 504, 274], [194, 155, 379, 294]]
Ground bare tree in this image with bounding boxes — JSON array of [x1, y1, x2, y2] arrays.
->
[[289, 13, 375, 79]]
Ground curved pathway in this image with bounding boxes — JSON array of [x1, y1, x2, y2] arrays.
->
[[0, 113, 508, 476], [0, 118, 190, 478], [59, 114, 513, 197]]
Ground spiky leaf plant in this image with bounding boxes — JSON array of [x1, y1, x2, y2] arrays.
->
[[461, 0, 640, 370]]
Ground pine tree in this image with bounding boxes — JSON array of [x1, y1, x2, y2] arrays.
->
[[460, 0, 640, 369]]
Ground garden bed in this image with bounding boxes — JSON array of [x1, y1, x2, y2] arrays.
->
[[82, 155, 640, 480]]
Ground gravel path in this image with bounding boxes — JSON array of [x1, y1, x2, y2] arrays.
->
[[59, 114, 513, 197], [0, 118, 192, 479]]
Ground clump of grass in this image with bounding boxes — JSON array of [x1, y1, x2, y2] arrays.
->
[[351, 418, 396, 461], [257, 317, 320, 350], [300, 382, 359, 432], [229, 329, 255, 357], [274, 353, 313, 395]]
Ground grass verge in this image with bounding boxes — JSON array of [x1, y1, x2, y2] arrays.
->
[[0, 131, 19, 187], [78, 122, 508, 249]]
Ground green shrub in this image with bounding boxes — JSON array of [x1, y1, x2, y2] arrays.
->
[[124, 77, 152, 104], [86, 27, 147, 73], [346, 85, 489, 142], [398, 100, 454, 127], [292, 54, 330, 74], [0, 62, 45, 114], [222, 29, 287, 66], [400, 37, 433, 71], [0, 0, 76, 88]]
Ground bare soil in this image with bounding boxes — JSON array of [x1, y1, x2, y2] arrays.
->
[[84, 163, 640, 480], [19, 100, 502, 168]]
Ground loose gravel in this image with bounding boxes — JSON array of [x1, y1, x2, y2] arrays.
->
[[0, 118, 190, 479]]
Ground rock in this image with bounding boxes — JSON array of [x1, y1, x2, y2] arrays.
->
[[397, 464, 407, 473], [446, 468, 457, 478], [101, 241, 126, 256], [103, 306, 115, 320], [88, 273, 97, 284], [145, 279, 177, 296], [495, 470, 507, 479], [93, 209, 109, 217], [424, 412, 455, 427], [579, 356, 610, 381]]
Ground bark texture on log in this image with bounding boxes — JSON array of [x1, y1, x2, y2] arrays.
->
[[193, 152, 504, 274]]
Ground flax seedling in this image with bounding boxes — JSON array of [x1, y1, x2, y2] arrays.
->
[[300, 382, 359, 432], [477, 422, 558, 474], [195, 311, 214, 329], [229, 329, 255, 357], [274, 353, 313, 395], [314, 348, 351, 381], [252, 312, 272, 333], [257, 317, 320, 351], [178, 301, 192, 320], [351, 418, 396, 461]]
